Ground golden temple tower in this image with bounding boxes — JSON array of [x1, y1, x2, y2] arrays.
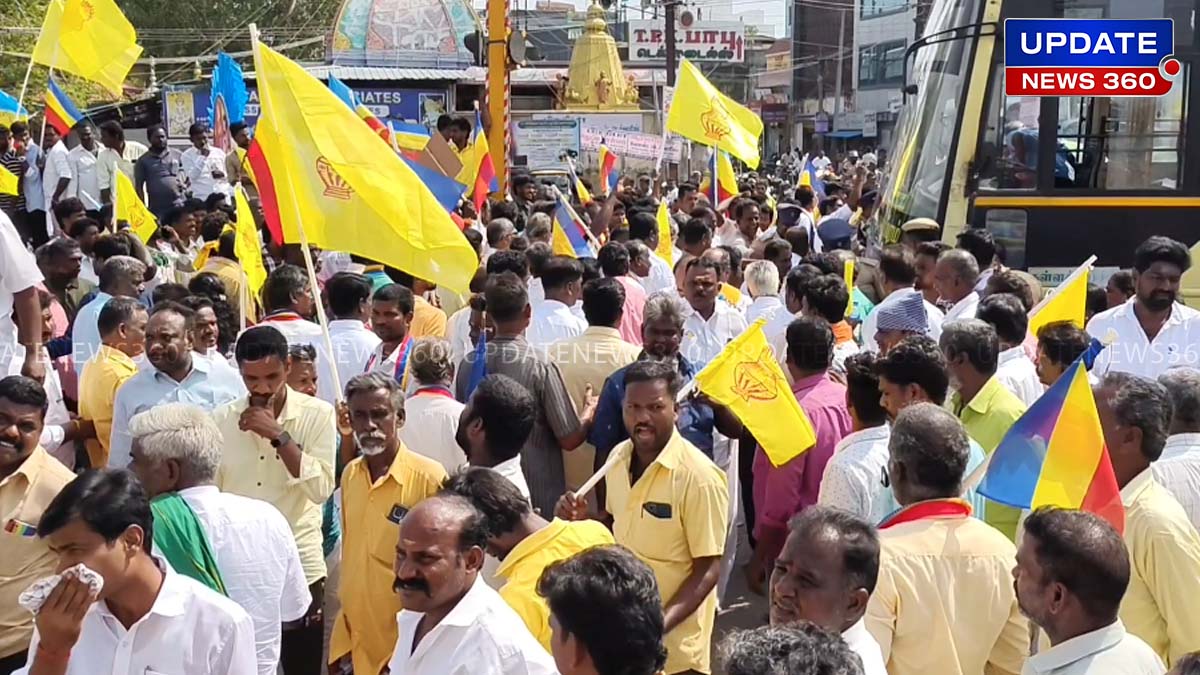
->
[[559, 3, 639, 110]]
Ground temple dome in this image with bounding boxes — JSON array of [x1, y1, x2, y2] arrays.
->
[[331, 0, 482, 68]]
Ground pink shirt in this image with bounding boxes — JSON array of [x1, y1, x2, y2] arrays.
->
[[614, 275, 646, 346], [753, 372, 852, 558]]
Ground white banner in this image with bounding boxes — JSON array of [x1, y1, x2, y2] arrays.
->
[[581, 126, 683, 162], [628, 20, 745, 64]]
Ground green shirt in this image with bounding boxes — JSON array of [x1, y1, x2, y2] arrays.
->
[[952, 375, 1027, 541]]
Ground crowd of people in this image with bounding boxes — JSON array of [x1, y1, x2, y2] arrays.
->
[[2, 112, 1200, 675]]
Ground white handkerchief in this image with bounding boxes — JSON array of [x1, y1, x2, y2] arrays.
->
[[18, 563, 104, 615]]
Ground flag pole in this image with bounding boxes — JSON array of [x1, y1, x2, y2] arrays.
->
[[15, 58, 36, 117], [249, 23, 344, 404], [1026, 255, 1097, 318]]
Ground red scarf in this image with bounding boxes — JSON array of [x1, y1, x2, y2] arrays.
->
[[879, 498, 972, 530]]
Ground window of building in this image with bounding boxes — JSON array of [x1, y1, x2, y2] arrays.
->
[[858, 40, 908, 88], [861, 0, 907, 18]]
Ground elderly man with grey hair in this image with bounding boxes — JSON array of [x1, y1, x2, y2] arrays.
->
[[744, 260, 784, 325], [721, 624, 865, 675], [933, 248, 980, 322], [865, 402, 1027, 675], [1153, 367, 1200, 531], [71, 254, 146, 375], [398, 337, 465, 473], [524, 212, 553, 246], [589, 291, 742, 463], [1096, 371, 1200, 665], [126, 402, 311, 675]]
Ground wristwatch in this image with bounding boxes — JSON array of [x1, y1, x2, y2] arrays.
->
[[271, 431, 292, 448]]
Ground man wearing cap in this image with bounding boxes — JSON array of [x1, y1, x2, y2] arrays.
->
[[873, 291, 930, 355], [862, 246, 944, 353]]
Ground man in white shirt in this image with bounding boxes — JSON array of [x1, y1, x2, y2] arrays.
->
[[67, 123, 102, 215], [455, 373, 535, 499], [387, 495, 558, 675], [0, 211, 46, 380], [41, 125, 71, 233], [764, 264, 821, 361], [1086, 236, 1200, 379], [527, 256, 586, 349], [978, 293, 1044, 407], [1152, 368, 1200, 532], [96, 121, 148, 213], [818, 353, 891, 520], [862, 246, 944, 352], [126, 403, 311, 675], [681, 256, 748, 368], [745, 260, 784, 325], [811, 150, 831, 173], [769, 506, 888, 675], [627, 211, 677, 296], [400, 338, 466, 474], [180, 123, 229, 203], [253, 264, 338, 404], [934, 249, 980, 323], [1014, 507, 1165, 675], [325, 272, 382, 394], [17, 468, 258, 675]]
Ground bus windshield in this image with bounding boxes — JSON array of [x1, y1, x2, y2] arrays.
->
[[879, 0, 984, 230]]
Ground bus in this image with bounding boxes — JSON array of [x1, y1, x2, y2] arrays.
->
[[877, 0, 1200, 296]]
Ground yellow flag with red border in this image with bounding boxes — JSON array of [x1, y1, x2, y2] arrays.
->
[[695, 319, 816, 466]]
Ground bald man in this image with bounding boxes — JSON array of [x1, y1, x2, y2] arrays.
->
[[387, 495, 556, 675]]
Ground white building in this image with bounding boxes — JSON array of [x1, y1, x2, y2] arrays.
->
[[852, 0, 917, 149]]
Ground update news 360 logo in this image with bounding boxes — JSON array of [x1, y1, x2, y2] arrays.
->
[[1004, 19, 1182, 97]]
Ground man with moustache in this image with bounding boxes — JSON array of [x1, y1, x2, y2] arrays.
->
[[769, 506, 887, 674], [1087, 236, 1200, 379], [386, 495, 557, 674], [215, 326, 336, 675], [107, 301, 244, 468], [329, 373, 446, 675]]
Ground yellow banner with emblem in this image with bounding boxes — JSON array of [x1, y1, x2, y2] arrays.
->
[[667, 59, 764, 169], [694, 319, 816, 466]]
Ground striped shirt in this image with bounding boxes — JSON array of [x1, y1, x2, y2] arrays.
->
[[0, 149, 25, 212]]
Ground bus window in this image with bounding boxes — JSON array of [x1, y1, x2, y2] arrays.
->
[[1054, 69, 1188, 191], [978, 72, 1041, 190]]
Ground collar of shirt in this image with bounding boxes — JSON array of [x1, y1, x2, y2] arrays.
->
[[998, 345, 1028, 366], [1026, 620, 1129, 672], [494, 518, 571, 580], [835, 424, 890, 453], [974, 267, 995, 294], [1105, 297, 1193, 332], [956, 376, 1009, 416], [1162, 433, 1200, 460], [879, 498, 973, 529], [328, 318, 371, 333], [945, 291, 979, 319], [537, 299, 574, 315], [792, 371, 832, 397], [639, 429, 688, 472], [636, 351, 698, 380], [94, 565, 189, 623], [1120, 468, 1157, 507], [581, 326, 623, 341], [401, 574, 492, 632], [0, 445, 55, 491], [493, 455, 524, 481], [96, 343, 137, 370], [151, 350, 213, 384], [230, 385, 305, 423]]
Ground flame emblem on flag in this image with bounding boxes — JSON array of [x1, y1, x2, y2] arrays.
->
[[63, 0, 95, 31], [700, 96, 732, 142], [316, 157, 353, 200], [731, 348, 782, 402]]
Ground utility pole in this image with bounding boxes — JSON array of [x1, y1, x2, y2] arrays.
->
[[833, 5, 845, 116], [486, 0, 511, 195], [664, 0, 678, 86]]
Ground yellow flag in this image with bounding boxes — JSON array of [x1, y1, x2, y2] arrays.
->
[[114, 170, 156, 243], [695, 320, 816, 466], [844, 259, 855, 318], [654, 202, 674, 263], [1028, 263, 1090, 337], [0, 166, 17, 196], [1183, 240, 1200, 304], [252, 42, 477, 293], [667, 60, 764, 169], [234, 186, 267, 299], [32, 0, 143, 95]]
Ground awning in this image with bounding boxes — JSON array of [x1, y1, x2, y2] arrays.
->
[[825, 130, 863, 139]]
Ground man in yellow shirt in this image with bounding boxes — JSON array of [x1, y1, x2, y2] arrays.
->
[[1097, 372, 1200, 666], [942, 319, 1026, 540], [329, 372, 447, 675], [443, 466, 613, 651], [77, 297, 147, 468], [214, 325, 336, 675], [558, 359, 728, 675], [0, 376, 76, 673], [866, 402, 1028, 675]]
